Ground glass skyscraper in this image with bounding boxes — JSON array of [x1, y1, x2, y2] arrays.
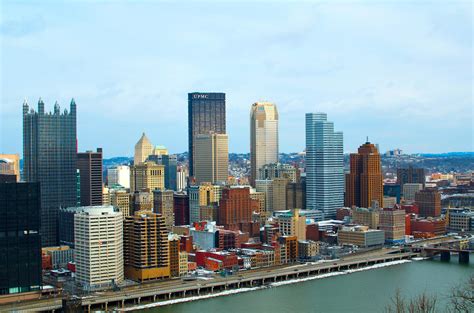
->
[[188, 92, 226, 177], [23, 99, 77, 247], [305, 113, 344, 219]]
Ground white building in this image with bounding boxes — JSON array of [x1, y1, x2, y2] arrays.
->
[[107, 165, 130, 189], [177, 166, 188, 191], [74, 206, 123, 290]]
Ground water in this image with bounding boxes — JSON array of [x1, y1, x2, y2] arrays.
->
[[134, 258, 472, 313]]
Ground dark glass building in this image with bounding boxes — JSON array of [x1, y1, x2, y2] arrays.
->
[[173, 192, 189, 226], [77, 148, 103, 206], [23, 99, 77, 247], [147, 154, 177, 191], [188, 92, 226, 177], [383, 184, 401, 203], [397, 166, 426, 193], [0, 182, 42, 295]]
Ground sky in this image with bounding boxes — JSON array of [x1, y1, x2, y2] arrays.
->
[[1, 0, 472, 158]]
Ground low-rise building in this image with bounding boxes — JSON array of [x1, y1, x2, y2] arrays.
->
[[337, 226, 385, 248]]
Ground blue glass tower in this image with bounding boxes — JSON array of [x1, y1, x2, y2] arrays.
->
[[305, 113, 344, 219]]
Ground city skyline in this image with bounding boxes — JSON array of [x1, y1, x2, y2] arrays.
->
[[1, 1, 472, 157]]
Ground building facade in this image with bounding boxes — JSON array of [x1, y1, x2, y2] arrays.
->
[[415, 189, 441, 218], [153, 189, 175, 230], [258, 163, 296, 183], [250, 102, 279, 186], [134, 133, 154, 165], [23, 99, 77, 247], [345, 141, 383, 209], [305, 113, 344, 218], [188, 92, 226, 177], [193, 133, 228, 184], [397, 166, 425, 191], [0, 154, 20, 181], [277, 209, 306, 240], [77, 148, 103, 207], [107, 165, 130, 189], [130, 162, 165, 192]]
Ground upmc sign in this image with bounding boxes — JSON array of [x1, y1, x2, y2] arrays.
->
[[193, 94, 209, 99]]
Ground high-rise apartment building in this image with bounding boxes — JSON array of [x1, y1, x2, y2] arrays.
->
[[397, 166, 426, 191], [107, 165, 130, 189], [130, 162, 165, 192], [134, 133, 154, 165], [0, 182, 42, 296], [77, 148, 103, 206], [415, 189, 441, 218], [153, 189, 175, 230], [188, 92, 226, 177], [305, 113, 344, 218], [258, 163, 296, 183], [345, 141, 383, 209], [74, 206, 123, 290], [250, 102, 279, 186], [0, 154, 20, 181], [124, 212, 170, 281], [23, 99, 77, 247], [194, 133, 228, 184]]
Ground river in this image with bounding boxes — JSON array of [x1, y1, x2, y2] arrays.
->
[[128, 257, 472, 313]]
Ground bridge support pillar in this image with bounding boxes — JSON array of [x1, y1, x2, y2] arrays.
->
[[105, 302, 108, 311], [440, 251, 451, 262], [459, 252, 469, 264], [122, 300, 124, 308]]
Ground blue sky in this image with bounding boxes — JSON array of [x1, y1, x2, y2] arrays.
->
[[1, 0, 472, 157]]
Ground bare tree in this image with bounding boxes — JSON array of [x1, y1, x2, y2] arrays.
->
[[385, 289, 437, 313], [448, 275, 474, 313]]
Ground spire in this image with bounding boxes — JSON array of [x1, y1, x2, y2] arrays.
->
[[366, 136, 369, 143], [38, 97, 44, 114], [23, 99, 29, 115], [54, 101, 60, 114]]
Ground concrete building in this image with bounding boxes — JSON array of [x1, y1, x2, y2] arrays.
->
[[124, 212, 170, 281], [74, 206, 123, 290], [447, 208, 474, 233], [147, 154, 177, 191], [176, 166, 188, 192], [189, 183, 220, 223], [0, 154, 20, 181], [258, 163, 295, 183], [338, 226, 385, 248], [134, 133, 154, 165], [256, 179, 273, 212], [250, 102, 279, 186], [131, 190, 153, 213], [188, 92, 226, 177], [168, 234, 181, 278], [77, 148, 103, 207], [218, 187, 258, 230], [110, 189, 131, 218], [415, 189, 441, 218], [383, 196, 397, 209], [153, 189, 175, 230], [306, 113, 344, 219], [272, 178, 288, 212], [130, 162, 165, 193], [352, 207, 380, 229], [286, 181, 305, 211], [276, 209, 306, 241], [403, 183, 423, 202], [23, 99, 77, 247], [345, 141, 383, 209], [379, 206, 406, 244], [107, 165, 130, 189], [190, 222, 218, 250], [194, 133, 228, 184], [298, 240, 319, 261], [250, 191, 266, 218], [42, 246, 73, 269]]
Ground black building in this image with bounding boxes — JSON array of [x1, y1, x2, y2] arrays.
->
[[0, 182, 42, 295], [383, 184, 401, 203], [188, 92, 226, 177], [77, 148, 103, 206], [23, 99, 77, 247], [397, 166, 426, 193]]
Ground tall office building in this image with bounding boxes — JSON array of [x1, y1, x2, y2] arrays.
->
[[134, 133, 154, 165], [23, 99, 77, 247], [124, 212, 170, 281], [305, 113, 344, 218], [0, 182, 42, 296], [74, 206, 123, 290], [148, 154, 177, 191], [194, 133, 228, 184], [0, 154, 20, 181], [218, 187, 258, 230], [250, 102, 279, 186], [130, 162, 165, 192], [188, 92, 226, 177], [107, 165, 130, 189], [173, 192, 189, 226], [188, 183, 220, 223], [153, 189, 175, 230], [77, 148, 103, 206], [345, 141, 383, 209], [397, 166, 426, 191]]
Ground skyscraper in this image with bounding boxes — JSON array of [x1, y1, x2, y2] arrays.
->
[[415, 189, 441, 218], [130, 162, 165, 192], [153, 189, 175, 230], [345, 141, 383, 208], [77, 148, 103, 206], [148, 154, 177, 191], [134, 133, 154, 165], [250, 102, 279, 186], [188, 92, 226, 177], [0, 182, 42, 296], [305, 113, 344, 218], [23, 99, 77, 247], [194, 133, 228, 184], [397, 166, 426, 192]]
